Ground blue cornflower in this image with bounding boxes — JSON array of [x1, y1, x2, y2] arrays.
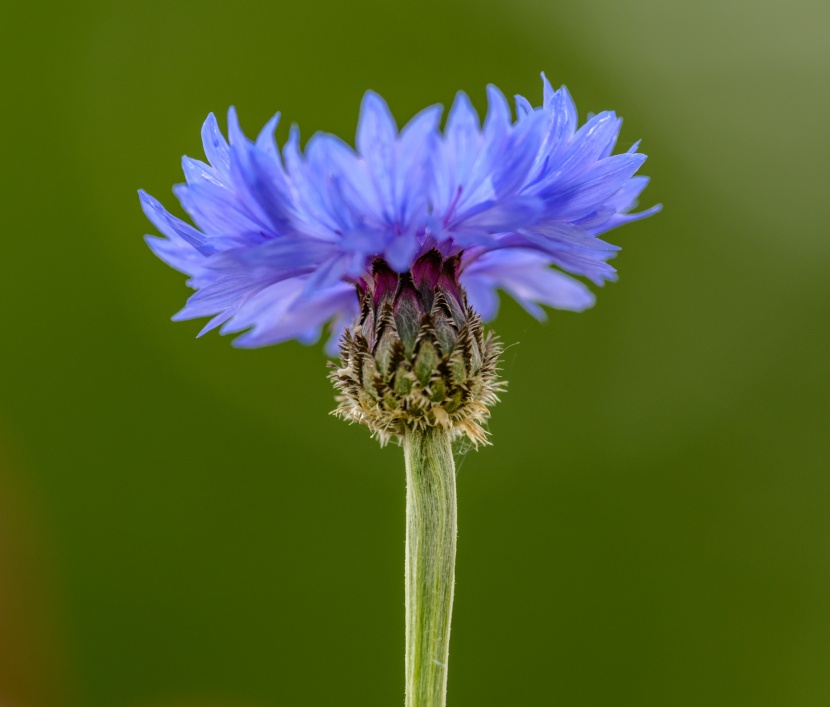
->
[[141, 75, 662, 693], [141, 74, 659, 353]]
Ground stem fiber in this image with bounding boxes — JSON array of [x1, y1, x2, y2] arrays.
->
[[404, 427, 457, 707]]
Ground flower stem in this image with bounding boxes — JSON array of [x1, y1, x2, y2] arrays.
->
[[404, 427, 457, 707]]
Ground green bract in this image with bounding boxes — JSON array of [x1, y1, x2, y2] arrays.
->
[[330, 252, 504, 445]]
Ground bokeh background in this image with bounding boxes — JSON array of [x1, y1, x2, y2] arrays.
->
[[2, 1, 829, 705]]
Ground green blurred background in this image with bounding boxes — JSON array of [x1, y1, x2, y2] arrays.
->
[[2, 0, 829, 705]]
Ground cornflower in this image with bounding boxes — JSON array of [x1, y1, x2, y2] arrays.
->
[[141, 74, 659, 707]]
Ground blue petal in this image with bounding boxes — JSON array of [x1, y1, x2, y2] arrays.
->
[[593, 202, 662, 235], [356, 91, 398, 219], [553, 112, 622, 180], [457, 196, 542, 232], [543, 153, 647, 219], [139, 190, 216, 255], [210, 236, 336, 273], [220, 278, 306, 335], [462, 249, 596, 317], [145, 234, 206, 276], [305, 132, 378, 232], [174, 275, 268, 321], [255, 113, 281, 158], [200, 113, 230, 179], [300, 254, 350, 297], [530, 222, 620, 252], [539, 79, 578, 163], [225, 107, 296, 236], [395, 104, 442, 224], [197, 309, 237, 337], [483, 84, 511, 141], [461, 274, 500, 320], [357, 91, 398, 157], [182, 156, 224, 188], [541, 72, 556, 107], [230, 282, 355, 348], [385, 231, 421, 272], [324, 299, 361, 355], [443, 92, 481, 188], [174, 180, 263, 239], [492, 108, 545, 196], [514, 94, 534, 118]]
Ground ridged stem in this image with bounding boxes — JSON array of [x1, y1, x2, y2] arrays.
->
[[404, 427, 457, 707]]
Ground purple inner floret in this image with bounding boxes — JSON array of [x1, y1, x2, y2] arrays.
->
[[140, 73, 660, 353]]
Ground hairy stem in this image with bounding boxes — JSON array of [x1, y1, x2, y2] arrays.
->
[[404, 427, 457, 707]]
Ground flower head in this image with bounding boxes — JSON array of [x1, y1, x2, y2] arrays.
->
[[141, 74, 659, 355]]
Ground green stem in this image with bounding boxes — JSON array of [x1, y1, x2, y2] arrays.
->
[[404, 427, 457, 707]]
